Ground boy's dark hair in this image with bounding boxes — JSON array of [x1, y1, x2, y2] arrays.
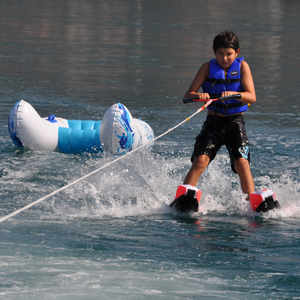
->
[[213, 30, 239, 51]]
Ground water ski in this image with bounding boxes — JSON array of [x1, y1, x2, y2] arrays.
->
[[170, 186, 280, 214], [250, 189, 280, 213], [170, 185, 201, 213]]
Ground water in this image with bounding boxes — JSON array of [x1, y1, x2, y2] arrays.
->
[[1, 0, 300, 299]]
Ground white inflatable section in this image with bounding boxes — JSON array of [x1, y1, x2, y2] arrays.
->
[[100, 103, 154, 154], [133, 119, 154, 151], [9, 100, 68, 151]]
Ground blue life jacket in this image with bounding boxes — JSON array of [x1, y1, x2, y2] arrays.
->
[[202, 57, 248, 115]]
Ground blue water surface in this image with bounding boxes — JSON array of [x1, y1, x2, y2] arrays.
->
[[0, 0, 300, 299]]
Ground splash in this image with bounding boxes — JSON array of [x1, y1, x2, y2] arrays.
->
[[44, 151, 300, 221]]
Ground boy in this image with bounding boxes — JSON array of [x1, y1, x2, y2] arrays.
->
[[176, 30, 256, 207]]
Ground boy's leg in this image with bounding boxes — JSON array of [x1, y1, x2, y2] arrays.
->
[[234, 157, 255, 199], [183, 154, 210, 186]]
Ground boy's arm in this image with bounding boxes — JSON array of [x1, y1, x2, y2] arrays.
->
[[221, 61, 256, 104], [184, 62, 210, 100]]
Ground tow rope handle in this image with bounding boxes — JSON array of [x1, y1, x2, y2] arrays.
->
[[183, 93, 241, 104]]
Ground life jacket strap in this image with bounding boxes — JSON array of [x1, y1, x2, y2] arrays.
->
[[210, 101, 247, 116], [210, 102, 246, 109], [205, 78, 241, 88]]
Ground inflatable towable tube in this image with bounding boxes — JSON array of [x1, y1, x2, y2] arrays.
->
[[8, 100, 154, 154]]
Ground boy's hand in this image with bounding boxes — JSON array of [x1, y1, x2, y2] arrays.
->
[[198, 93, 210, 100], [220, 91, 235, 101]]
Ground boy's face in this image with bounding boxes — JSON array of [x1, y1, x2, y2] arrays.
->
[[213, 47, 240, 70]]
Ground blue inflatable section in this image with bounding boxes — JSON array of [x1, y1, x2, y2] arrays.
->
[[58, 120, 102, 153]]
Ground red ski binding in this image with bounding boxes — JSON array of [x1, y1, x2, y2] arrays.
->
[[250, 189, 280, 213], [170, 185, 201, 213]]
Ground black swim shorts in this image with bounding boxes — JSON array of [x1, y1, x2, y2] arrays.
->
[[191, 114, 250, 173]]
